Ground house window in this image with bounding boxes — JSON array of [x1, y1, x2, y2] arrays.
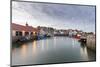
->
[[25, 32, 29, 36], [34, 32, 36, 34], [31, 32, 33, 35], [16, 31, 19, 36], [15, 31, 22, 36], [19, 32, 22, 36]]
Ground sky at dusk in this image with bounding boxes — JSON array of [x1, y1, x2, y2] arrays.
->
[[12, 1, 96, 33]]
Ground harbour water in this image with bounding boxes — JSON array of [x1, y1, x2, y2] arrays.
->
[[12, 36, 96, 66]]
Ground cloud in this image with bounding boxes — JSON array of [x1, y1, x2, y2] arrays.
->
[[12, 1, 96, 32]]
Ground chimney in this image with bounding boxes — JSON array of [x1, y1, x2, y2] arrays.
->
[[26, 22, 28, 26]]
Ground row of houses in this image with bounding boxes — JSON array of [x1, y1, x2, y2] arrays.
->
[[12, 23, 95, 42], [12, 23, 56, 42], [37, 26, 54, 37], [12, 23, 39, 42]]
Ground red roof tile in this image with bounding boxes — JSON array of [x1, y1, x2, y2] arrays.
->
[[12, 23, 38, 32]]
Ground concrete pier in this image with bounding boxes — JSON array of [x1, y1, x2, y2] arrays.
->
[[86, 34, 96, 51]]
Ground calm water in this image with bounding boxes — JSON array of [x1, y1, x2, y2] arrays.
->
[[12, 36, 96, 66]]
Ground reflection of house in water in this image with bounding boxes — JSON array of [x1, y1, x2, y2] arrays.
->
[[12, 23, 39, 42]]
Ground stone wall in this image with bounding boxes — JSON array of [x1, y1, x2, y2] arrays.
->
[[86, 34, 96, 51]]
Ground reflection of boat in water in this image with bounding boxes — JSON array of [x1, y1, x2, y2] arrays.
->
[[80, 42, 96, 61], [79, 34, 96, 51], [80, 42, 86, 47]]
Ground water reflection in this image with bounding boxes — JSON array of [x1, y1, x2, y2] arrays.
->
[[32, 40, 37, 54], [41, 40, 45, 51], [12, 37, 96, 66], [46, 39, 48, 50], [80, 43, 89, 60], [53, 37, 56, 49], [86, 47, 96, 61], [21, 44, 27, 59], [72, 38, 77, 48]]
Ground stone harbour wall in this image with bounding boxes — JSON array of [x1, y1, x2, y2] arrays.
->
[[86, 34, 96, 51]]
